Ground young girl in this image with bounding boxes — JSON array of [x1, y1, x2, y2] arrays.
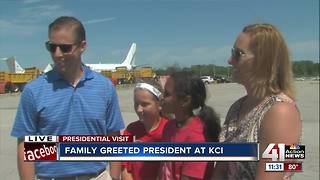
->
[[160, 71, 221, 180], [122, 82, 169, 180]]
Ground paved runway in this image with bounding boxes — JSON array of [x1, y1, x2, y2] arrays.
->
[[0, 81, 318, 179]]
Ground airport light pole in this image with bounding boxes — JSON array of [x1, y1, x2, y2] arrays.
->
[[212, 59, 216, 76]]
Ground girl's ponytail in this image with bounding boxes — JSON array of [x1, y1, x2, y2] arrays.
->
[[198, 105, 221, 142]]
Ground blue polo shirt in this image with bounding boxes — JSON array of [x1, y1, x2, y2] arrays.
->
[[11, 66, 125, 177]]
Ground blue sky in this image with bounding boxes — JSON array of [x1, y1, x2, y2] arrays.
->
[[0, 0, 319, 71]]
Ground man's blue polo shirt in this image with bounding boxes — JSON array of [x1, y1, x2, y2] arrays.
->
[[11, 66, 125, 177]]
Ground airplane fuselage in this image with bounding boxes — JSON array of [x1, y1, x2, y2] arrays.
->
[[86, 63, 133, 72]]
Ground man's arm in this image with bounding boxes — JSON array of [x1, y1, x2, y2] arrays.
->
[[121, 167, 133, 180], [110, 162, 122, 180], [17, 138, 35, 180], [108, 131, 122, 180]]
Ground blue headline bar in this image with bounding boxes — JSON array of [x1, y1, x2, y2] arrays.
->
[[59, 143, 258, 158]]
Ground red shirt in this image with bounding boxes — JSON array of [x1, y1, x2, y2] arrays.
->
[[160, 116, 212, 180], [122, 117, 169, 180]]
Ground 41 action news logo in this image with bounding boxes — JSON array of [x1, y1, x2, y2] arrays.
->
[[262, 143, 305, 161]]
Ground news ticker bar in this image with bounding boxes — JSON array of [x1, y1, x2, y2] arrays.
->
[[265, 162, 302, 172]]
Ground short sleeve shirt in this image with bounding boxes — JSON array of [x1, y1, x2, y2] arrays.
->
[[11, 66, 125, 177], [122, 117, 168, 180], [160, 116, 209, 180]]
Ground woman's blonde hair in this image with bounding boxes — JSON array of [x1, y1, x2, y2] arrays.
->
[[243, 23, 295, 99]]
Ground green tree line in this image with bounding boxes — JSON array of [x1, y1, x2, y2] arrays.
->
[[292, 60, 319, 77], [155, 60, 319, 78]]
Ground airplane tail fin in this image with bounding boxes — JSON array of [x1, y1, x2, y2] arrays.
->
[[2, 57, 25, 73], [121, 43, 136, 67]]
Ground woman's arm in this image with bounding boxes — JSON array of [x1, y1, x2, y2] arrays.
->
[[255, 102, 301, 180]]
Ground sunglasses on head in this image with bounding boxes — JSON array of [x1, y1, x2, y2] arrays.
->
[[45, 41, 78, 54]]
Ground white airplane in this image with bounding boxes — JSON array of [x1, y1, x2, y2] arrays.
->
[[0, 56, 25, 73], [43, 42, 137, 73], [86, 42, 136, 72]]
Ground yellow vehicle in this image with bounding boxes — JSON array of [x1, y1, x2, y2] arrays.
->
[[99, 66, 156, 85], [100, 70, 112, 78], [0, 67, 41, 93], [133, 67, 156, 82], [112, 67, 133, 84]]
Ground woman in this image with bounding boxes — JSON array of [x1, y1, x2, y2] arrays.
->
[[160, 71, 221, 180], [213, 23, 302, 180], [121, 82, 169, 180]]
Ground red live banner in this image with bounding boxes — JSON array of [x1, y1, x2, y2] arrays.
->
[[58, 135, 134, 142]]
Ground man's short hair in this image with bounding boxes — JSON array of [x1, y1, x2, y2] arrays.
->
[[49, 16, 86, 43]]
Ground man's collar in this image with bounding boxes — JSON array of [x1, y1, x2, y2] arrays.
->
[[46, 64, 94, 82], [81, 65, 94, 81]]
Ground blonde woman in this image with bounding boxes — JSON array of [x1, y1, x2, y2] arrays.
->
[[213, 23, 302, 180]]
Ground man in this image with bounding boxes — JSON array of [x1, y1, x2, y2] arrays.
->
[[11, 16, 124, 180]]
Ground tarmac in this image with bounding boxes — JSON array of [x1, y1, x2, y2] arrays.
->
[[0, 81, 319, 179]]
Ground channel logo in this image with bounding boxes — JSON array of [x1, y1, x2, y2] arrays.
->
[[262, 143, 305, 161], [285, 144, 305, 159]]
